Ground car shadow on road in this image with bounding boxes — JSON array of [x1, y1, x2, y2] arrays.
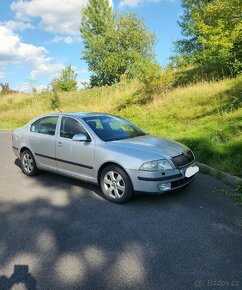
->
[[0, 265, 37, 290], [13, 158, 190, 205], [14, 158, 21, 168], [2, 158, 240, 289], [2, 158, 198, 289], [14, 157, 106, 199]]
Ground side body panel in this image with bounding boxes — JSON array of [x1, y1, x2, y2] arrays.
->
[[55, 116, 96, 182], [29, 131, 57, 171], [14, 116, 60, 172], [55, 137, 96, 182]]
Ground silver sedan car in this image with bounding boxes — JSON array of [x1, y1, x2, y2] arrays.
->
[[12, 112, 199, 203]]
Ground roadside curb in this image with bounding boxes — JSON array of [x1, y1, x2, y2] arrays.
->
[[0, 129, 13, 132], [197, 162, 242, 187]]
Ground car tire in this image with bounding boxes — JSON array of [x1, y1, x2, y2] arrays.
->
[[21, 149, 39, 176], [100, 165, 133, 203]]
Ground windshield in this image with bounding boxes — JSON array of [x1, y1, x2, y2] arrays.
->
[[83, 115, 147, 141]]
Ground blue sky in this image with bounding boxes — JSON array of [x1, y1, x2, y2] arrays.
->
[[0, 0, 182, 92]]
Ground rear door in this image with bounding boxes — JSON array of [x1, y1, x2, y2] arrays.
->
[[55, 116, 95, 182], [28, 116, 59, 171]]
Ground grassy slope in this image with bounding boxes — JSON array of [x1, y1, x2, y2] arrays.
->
[[0, 76, 241, 177]]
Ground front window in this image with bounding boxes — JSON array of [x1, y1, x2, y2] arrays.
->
[[83, 115, 146, 141], [60, 117, 87, 139]]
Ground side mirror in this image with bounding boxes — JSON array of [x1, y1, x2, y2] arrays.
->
[[72, 133, 88, 142]]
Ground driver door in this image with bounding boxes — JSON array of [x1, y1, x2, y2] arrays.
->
[[56, 116, 95, 182]]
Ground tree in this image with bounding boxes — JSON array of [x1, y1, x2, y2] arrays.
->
[[51, 65, 78, 92], [0, 83, 17, 94], [80, 0, 114, 86], [173, 0, 242, 75], [80, 0, 156, 86]]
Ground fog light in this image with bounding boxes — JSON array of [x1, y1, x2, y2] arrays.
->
[[158, 182, 171, 191]]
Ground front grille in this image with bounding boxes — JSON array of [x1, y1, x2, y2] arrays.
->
[[171, 176, 194, 188], [171, 151, 194, 168]]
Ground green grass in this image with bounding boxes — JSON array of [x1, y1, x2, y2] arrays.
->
[[214, 184, 242, 205], [0, 75, 241, 177]]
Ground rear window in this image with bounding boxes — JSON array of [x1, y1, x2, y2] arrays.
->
[[30, 116, 58, 136]]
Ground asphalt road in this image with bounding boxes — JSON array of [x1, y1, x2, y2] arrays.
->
[[0, 131, 242, 290]]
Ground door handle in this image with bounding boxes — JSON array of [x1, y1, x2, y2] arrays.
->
[[57, 142, 63, 147], [29, 137, 34, 142]]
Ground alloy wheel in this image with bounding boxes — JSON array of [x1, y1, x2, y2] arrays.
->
[[22, 153, 34, 174], [103, 170, 125, 199]]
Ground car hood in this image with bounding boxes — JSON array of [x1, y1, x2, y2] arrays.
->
[[109, 134, 189, 159]]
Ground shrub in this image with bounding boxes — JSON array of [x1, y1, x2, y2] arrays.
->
[[50, 91, 61, 112], [139, 63, 176, 95], [0, 83, 17, 94]]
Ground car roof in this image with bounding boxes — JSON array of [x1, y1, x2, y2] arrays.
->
[[41, 112, 114, 119]]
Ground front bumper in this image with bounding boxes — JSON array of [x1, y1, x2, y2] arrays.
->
[[127, 163, 198, 194]]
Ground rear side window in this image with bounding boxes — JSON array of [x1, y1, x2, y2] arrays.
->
[[60, 117, 87, 139], [30, 116, 58, 136]]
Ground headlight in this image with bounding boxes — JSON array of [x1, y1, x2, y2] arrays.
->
[[140, 159, 173, 171]]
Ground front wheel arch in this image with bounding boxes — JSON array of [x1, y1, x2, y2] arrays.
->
[[99, 163, 133, 203], [98, 162, 133, 189]]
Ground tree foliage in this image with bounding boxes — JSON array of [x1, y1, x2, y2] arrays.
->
[[51, 65, 78, 92], [0, 83, 17, 94], [173, 0, 242, 75], [80, 0, 156, 86]]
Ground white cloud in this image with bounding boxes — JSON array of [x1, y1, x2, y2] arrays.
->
[[72, 66, 90, 80], [1, 20, 34, 31], [11, 0, 89, 35], [0, 72, 6, 80], [14, 80, 48, 93], [77, 68, 89, 75], [11, 0, 113, 35], [0, 25, 45, 65], [14, 81, 48, 93], [31, 63, 63, 79], [78, 79, 90, 90], [120, 0, 164, 8], [14, 81, 34, 93], [120, 0, 138, 6], [52, 35, 82, 44], [0, 25, 63, 79]]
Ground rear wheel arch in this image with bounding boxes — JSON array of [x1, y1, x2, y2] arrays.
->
[[20, 147, 37, 166], [20, 146, 33, 157], [20, 148, 39, 176]]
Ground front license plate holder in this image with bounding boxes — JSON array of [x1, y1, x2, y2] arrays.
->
[[184, 165, 199, 178]]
